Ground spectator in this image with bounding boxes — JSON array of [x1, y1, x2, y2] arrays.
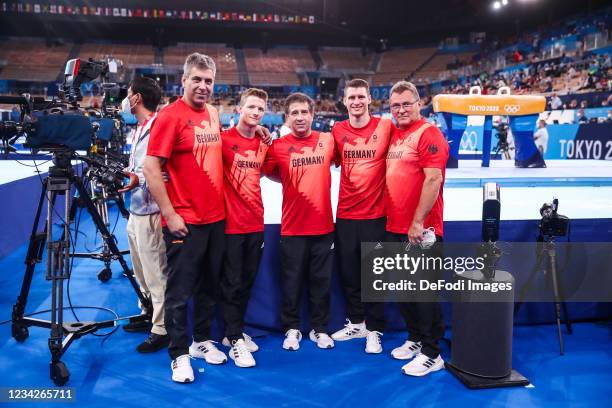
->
[[577, 109, 588, 124], [550, 93, 563, 110]]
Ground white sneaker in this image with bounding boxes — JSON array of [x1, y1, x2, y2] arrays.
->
[[309, 330, 335, 349], [222, 333, 259, 352], [391, 340, 422, 360], [401, 353, 445, 376], [283, 329, 302, 351], [189, 340, 228, 364], [331, 319, 367, 341], [365, 331, 383, 354], [229, 339, 256, 368], [171, 354, 194, 383]]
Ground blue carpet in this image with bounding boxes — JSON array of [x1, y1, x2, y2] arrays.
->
[[1, 213, 611, 407]]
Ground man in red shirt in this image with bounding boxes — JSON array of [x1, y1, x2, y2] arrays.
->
[[219, 88, 270, 368], [385, 81, 449, 377], [261, 93, 336, 351], [144, 53, 227, 383], [330, 79, 393, 353]]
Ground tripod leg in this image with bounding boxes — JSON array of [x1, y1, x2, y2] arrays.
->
[[548, 244, 565, 355], [73, 177, 151, 312], [514, 246, 545, 315], [562, 302, 573, 335], [12, 180, 51, 342], [48, 179, 72, 386]]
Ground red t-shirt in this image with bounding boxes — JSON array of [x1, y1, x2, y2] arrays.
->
[[385, 119, 449, 236], [221, 127, 269, 234], [332, 117, 393, 219], [261, 131, 335, 236], [147, 99, 224, 226]]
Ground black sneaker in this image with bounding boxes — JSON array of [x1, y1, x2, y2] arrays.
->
[[137, 333, 170, 353], [123, 319, 152, 333]]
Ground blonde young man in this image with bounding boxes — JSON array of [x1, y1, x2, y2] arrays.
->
[[219, 88, 270, 367]]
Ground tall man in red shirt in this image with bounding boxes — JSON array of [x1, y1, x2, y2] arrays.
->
[[144, 53, 227, 383], [219, 88, 270, 368], [262, 93, 336, 351], [385, 81, 449, 377], [330, 79, 393, 354]]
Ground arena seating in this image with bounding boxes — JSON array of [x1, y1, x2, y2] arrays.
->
[[0, 38, 71, 81], [318, 46, 374, 73], [77, 43, 155, 66], [372, 47, 437, 85], [164, 43, 240, 84], [413, 52, 476, 83], [244, 47, 314, 86]]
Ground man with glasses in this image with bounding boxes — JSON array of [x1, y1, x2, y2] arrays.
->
[[385, 81, 449, 377]]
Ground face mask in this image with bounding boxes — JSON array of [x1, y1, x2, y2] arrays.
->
[[120, 96, 138, 125], [121, 96, 133, 115]]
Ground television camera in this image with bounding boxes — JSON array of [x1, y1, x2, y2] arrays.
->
[[8, 58, 149, 386], [539, 198, 569, 238], [0, 57, 128, 157]]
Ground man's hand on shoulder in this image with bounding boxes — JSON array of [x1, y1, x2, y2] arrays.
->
[[256, 125, 273, 145]]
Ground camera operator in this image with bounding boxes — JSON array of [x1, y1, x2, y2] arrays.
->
[[494, 118, 511, 159], [118, 77, 169, 353]]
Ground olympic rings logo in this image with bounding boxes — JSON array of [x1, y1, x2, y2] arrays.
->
[[504, 105, 521, 114], [460, 130, 478, 150]]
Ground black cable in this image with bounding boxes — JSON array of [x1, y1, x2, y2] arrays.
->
[[111, 199, 121, 234], [13, 157, 52, 168], [65, 191, 118, 339]]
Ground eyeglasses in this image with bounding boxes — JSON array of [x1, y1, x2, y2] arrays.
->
[[390, 99, 420, 112]]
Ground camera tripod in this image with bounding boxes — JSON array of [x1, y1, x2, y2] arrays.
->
[[69, 174, 130, 282], [11, 150, 151, 386], [515, 233, 572, 355], [494, 138, 511, 160]]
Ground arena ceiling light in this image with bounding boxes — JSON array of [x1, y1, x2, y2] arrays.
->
[[492, 0, 509, 10]]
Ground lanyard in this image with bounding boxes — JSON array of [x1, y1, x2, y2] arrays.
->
[[130, 113, 155, 170]]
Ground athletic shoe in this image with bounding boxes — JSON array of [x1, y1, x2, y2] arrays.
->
[[309, 330, 335, 349], [282, 329, 302, 351], [401, 353, 444, 377], [229, 339, 256, 368], [189, 340, 228, 364], [171, 354, 194, 383], [391, 340, 422, 360], [331, 319, 367, 341], [136, 333, 170, 353], [122, 319, 152, 333], [222, 333, 259, 352], [365, 331, 383, 354]]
